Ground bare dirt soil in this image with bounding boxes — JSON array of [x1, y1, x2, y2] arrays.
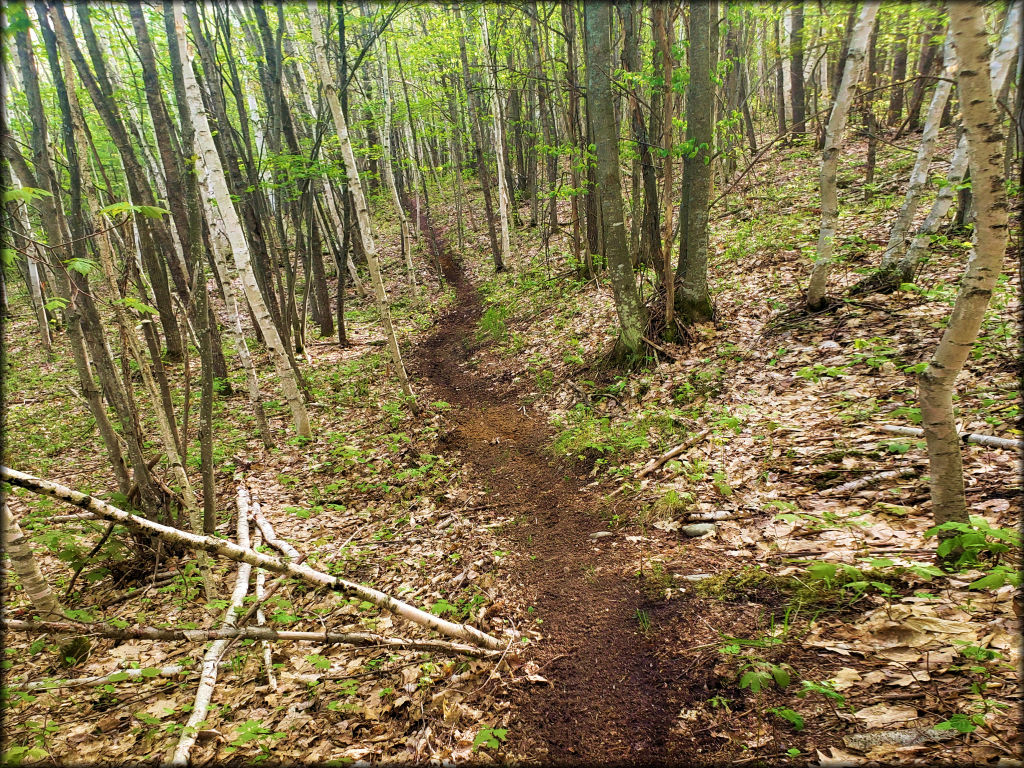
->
[[409, 209, 736, 765]]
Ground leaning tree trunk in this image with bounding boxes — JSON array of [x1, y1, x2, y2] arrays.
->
[[875, 34, 955, 279], [175, 4, 311, 441], [2, 502, 89, 663], [583, 0, 648, 358], [894, 1, 1021, 282], [308, 0, 418, 414], [805, 1, 880, 310], [3, 503, 64, 621], [919, 1, 1010, 528]]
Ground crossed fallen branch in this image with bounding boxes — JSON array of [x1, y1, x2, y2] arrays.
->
[[0, 466, 506, 652]]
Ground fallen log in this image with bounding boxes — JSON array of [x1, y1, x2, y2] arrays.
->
[[637, 429, 712, 479], [1, 620, 501, 658], [171, 484, 254, 767], [824, 466, 921, 495], [250, 499, 300, 560], [882, 424, 1022, 451], [10, 663, 196, 691], [0, 467, 504, 651], [250, 521, 276, 690]]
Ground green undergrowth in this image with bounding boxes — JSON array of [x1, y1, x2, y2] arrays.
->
[[550, 402, 691, 477]]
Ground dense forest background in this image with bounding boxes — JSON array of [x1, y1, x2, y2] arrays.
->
[[0, 1, 1020, 765]]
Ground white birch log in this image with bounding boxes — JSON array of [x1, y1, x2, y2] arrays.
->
[[2, 620, 501, 658], [250, 500, 300, 561], [250, 526, 276, 690], [10, 664, 196, 691], [308, 0, 418, 413], [174, 3, 311, 440], [170, 483, 253, 766], [824, 467, 920, 495], [0, 467, 504, 651], [805, 1, 881, 309], [882, 425, 1021, 451]]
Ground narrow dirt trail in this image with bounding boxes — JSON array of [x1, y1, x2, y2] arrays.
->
[[408, 212, 714, 764]]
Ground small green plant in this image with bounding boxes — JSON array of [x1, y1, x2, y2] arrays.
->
[[795, 363, 848, 383], [472, 727, 508, 752], [635, 608, 651, 634], [924, 516, 1021, 586], [478, 305, 508, 342], [768, 707, 805, 731], [736, 658, 793, 693], [225, 719, 287, 760]]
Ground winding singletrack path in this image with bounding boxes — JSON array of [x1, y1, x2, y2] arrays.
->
[[408, 210, 719, 764]]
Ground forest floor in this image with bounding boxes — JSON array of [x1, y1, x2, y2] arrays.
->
[[2, 127, 1021, 766]]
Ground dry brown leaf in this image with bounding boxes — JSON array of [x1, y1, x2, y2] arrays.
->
[[830, 667, 863, 691], [852, 703, 920, 728]]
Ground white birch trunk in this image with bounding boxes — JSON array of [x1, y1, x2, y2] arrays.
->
[[280, 17, 366, 297], [896, 1, 1021, 279], [308, 0, 418, 413], [175, 3, 311, 439], [202, 188, 274, 448], [11, 180, 51, 351], [380, 44, 417, 291], [805, 1, 881, 309], [919, 1, 1010, 527], [2, 503, 64, 621], [878, 34, 956, 272], [481, 11, 513, 266]]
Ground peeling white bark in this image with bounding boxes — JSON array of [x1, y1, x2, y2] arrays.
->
[[175, 3, 311, 440], [1, 467, 504, 651], [805, 1, 881, 309]]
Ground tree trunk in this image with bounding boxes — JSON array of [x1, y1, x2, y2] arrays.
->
[[3, 503, 64, 621], [876, 35, 955, 276], [481, 10, 514, 269], [583, 1, 648, 358], [773, 6, 787, 136], [894, 3, 1020, 281], [886, 9, 910, 126], [805, 1, 881, 310], [379, 43, 416, 291], [919, 1, 1009, 528], [654, 4, 676, 333], [676, 0, 716, 324], [176, 5, 311, 440], [903, 19, 945, 135], [456, 7, 504, 273], [789, 1, 806, 136], [309, 0, 419, 414]]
